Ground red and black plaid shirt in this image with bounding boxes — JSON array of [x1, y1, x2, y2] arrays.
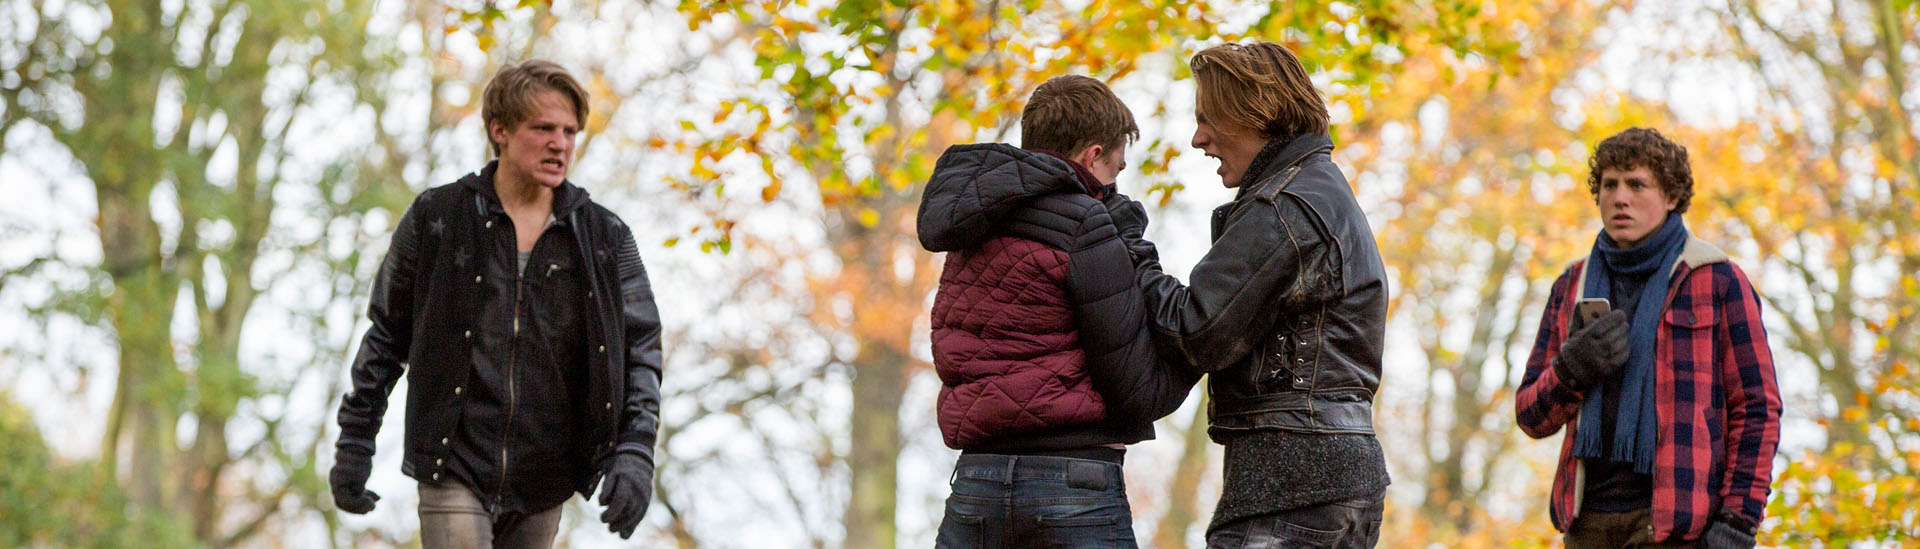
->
[[1517, 238, 1782, 541]]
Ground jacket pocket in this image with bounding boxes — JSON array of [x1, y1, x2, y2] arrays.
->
[[1662, 304, 1714, 329], [1662, 302, 1718, 381]]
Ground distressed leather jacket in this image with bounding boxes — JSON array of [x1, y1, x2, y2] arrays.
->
[[1132, 134, 1387, 440]]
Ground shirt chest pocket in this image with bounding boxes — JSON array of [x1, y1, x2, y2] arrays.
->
[[1662, 303, 1714, 329], [1661, 301, 1717, 373]]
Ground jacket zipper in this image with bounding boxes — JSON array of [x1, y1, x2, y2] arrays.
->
[[499, 219, 531, 509]]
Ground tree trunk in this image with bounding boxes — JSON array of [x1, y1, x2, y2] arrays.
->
[[68, 0, 183, 515], [1153, 393, 1212, 548], [846, 340, 906, 549], [106, 256, 182, 510]]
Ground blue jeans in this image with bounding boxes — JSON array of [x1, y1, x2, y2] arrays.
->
[[1206, 490, 1385, 549], [936, 454, 1138, 549]]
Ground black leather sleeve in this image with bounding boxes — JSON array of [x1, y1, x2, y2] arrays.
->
[[611, 224, 663, 459], [336, 193, 428, 451], [1135, 194, 1319, 374], [1003, 194, 1199, 423]]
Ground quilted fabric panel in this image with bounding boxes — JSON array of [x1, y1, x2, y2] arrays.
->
[[931, 235, 1108, 449], [918, 144, 1076, 252]]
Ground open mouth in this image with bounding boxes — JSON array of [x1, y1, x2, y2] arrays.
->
[[541, 159, 565, 170]]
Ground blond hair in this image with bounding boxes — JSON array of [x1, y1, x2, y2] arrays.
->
[[481, 59, 589, 155]]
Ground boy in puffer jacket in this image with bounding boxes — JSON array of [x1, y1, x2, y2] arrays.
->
[[916, 75, 1198, 549]]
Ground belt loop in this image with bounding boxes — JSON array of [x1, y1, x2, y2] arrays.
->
[[1004, 455, 1016, 487]]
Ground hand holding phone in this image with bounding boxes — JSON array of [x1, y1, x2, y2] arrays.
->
[[1577, 298, 1612, 324], [1560, 297, 1628, 387]]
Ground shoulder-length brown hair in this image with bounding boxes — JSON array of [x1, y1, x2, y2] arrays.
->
[[1190, 42, 1327, 139]]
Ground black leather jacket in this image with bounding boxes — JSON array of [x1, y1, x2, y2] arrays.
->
[[335, 163, 663, 500], [1134, 134, 1387, 441]]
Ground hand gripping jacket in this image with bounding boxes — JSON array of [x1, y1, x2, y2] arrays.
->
[[1133, 134, 1389, 440], [918, 144, 1194, 451]]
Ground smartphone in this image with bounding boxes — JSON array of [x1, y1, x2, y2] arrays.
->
[[1577, 297, 1612, 323]]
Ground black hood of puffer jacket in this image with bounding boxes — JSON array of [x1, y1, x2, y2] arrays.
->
[[917, 143, 1090, 252]]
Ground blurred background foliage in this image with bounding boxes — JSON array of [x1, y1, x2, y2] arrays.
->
[[0, 0, 1914, 546]]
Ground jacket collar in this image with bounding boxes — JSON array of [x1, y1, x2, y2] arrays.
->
[[460, 160, 592, 218], [1029, 149, 1108, 199], [1677, 234, 1729, 268], [1238, 133, 1334, 198], [1571, 234, 1731, 305]]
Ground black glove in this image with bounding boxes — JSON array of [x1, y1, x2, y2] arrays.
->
[[598, 452, 654, 539], [329, 443, 380, 514], [1701, 511, 1758, 549], [1099, 190, 1160, 268], [1553, 309, 1629, 389], [1100, 188, 1149, 240]]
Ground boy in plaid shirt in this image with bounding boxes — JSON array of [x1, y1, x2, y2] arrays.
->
[[1517, 128, 1781, 548]]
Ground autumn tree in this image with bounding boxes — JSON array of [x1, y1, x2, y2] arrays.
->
[[1338, 0, 1918, 544], [1332, 0, 1612, 540], [1685, 0, 1919, 454], [1673, 0, 1918, 543], [648, 3, 1225, 545], [0, 0, 429, 543], [656, 2, 1516, 546], [0, 0, 685, 544]]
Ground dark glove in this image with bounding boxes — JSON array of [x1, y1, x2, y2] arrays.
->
[[329, 443, 380, 514], [1100, 188, 1149, 240], [1099, 190, 1160, 268], [597, 452, 654, 539], [1552, 309, 1629, 389], [1701, 511, 1758, 549]]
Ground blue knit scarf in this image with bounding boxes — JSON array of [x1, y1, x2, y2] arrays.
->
[[1573, 212, 1687, 474]]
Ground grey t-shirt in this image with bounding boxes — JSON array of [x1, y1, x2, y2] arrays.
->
[[514, 214, 556, 277]]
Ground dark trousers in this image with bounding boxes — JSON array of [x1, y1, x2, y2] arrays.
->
[[1564, 508, 1700, 548], [417, 480, 563, 549], [935, 453, 1138, 549], [1205, 490, 1384, 549]]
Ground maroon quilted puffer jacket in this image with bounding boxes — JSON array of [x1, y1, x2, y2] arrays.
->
[[918, 144, 1197, 452], [929, 234, 1101, 449]]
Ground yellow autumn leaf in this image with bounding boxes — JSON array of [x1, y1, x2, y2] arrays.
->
[[761, 178, 782, 202], [690, 163, 718, 180]]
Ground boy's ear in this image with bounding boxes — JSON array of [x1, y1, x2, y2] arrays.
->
[[488, 120, 509, 151], [1072, 144, 1105, 167]]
